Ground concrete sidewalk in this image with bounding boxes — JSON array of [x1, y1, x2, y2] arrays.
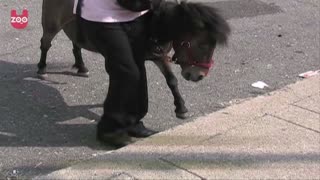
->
[[36, 76, 320, 179]]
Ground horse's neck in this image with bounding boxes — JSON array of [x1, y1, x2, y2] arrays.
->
[[151, 1, 179, 42]]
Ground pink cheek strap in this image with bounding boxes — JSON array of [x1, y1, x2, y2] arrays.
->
[[191, 58, 214, 76]]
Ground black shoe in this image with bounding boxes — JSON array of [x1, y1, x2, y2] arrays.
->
[[96, 129, 132, 147], [127, 122, 158, 138]]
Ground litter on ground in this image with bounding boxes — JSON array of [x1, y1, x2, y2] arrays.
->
[[298, 70, 320, 78], [252, 81, 269, 89]]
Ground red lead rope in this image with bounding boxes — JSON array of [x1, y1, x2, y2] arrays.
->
[[172, 40, 215, 76], [186, 48, 214, 76]]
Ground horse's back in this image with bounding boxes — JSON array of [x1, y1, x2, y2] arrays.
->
[[42, 0, 75, 31], [41, 0, 97, 51]]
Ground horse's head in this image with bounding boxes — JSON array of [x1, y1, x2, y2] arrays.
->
[[154, 1, 231, 82], [172, 31, 217, 82]]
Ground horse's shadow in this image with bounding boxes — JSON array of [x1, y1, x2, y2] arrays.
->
[[0, 60, 110, 150]]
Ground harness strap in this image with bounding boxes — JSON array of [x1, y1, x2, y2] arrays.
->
[[186, 48, 214, 69], [75, 0, 84, 43], [148, 0, 170, 59], [76, 0, 83, 15], [149, 0, 163, 38], [173, 40, 214, 75]]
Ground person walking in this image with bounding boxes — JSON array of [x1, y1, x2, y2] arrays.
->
[[74, 0, 158, 146]]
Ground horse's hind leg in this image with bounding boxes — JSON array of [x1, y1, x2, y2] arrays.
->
[[72, 42, 89, 77], [37, 31, 59, 79], [152, 60, 188, 119]]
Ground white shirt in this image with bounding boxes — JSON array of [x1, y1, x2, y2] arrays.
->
[[73, 0, 149, 23]]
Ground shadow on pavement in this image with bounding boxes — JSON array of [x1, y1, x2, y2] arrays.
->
[[0, 60, 110, 150]]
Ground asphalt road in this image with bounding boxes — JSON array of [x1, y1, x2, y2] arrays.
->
[[0, 0, 319, 178]]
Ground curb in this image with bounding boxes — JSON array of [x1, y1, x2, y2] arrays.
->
[[35, 76, 320, 179]]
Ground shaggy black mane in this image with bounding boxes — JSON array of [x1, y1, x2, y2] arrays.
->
[[179, 2, 231, 44], [154, 1, 231, 45]]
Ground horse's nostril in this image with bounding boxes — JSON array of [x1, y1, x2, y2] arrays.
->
[[198, 75, 204, 81], [185, 73, 191, 80]]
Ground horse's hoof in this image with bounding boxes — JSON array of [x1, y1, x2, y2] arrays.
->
[[176, 112, 188, 119], [77, 71, 89, 77], [37, 73, 48, 80]]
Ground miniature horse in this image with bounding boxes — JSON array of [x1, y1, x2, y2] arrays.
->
[[37, 0, 230, 118]]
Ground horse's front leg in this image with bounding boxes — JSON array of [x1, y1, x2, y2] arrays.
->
[[152, 60, 188, 119]]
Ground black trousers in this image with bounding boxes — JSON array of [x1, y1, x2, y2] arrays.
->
[[79, 14, 150, 132]]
